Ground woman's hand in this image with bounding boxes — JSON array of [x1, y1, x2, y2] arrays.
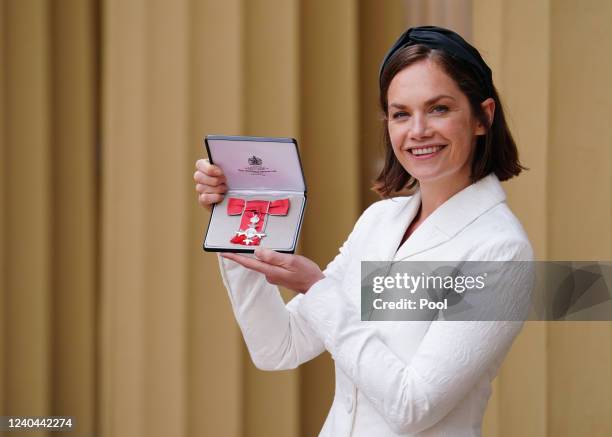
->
[[194, 158, 227, 211], [221, 248, 325, 294]]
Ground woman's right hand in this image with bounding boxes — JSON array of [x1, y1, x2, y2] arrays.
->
[[194, 158, 227, 211]]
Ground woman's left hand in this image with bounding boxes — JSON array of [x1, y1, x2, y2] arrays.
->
[[220, 248, 325, 294]]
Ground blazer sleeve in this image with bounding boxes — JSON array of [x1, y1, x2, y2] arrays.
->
[[297, 238, 534, 434], [217, 203, 373, 371]]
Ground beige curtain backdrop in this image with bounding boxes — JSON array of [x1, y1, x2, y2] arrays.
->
[[1, 1, 611, 436]]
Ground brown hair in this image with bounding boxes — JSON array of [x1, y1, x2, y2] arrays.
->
[[372, 44, 525, 198]]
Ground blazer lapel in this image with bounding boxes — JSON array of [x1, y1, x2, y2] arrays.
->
[[394, 174, 507, 261], [393, 220, 449, 260], [361, 192, 421, 262]]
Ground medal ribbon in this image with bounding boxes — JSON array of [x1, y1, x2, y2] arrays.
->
[[227, 198, 290, 246]]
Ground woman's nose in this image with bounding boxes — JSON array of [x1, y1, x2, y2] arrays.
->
[[409, 114, 431, 139]]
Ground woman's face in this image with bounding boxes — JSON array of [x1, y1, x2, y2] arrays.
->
[[386, 59, 488, 187]]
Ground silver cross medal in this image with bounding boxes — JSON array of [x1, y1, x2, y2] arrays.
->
[[235, 212, 266, 245]]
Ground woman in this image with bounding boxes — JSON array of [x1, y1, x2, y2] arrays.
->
[[194, 26, 533, 436]]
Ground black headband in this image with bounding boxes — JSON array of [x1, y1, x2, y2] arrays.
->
[[379, 26, 494, 97]]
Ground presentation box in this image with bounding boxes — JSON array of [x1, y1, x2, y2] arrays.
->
[[203, 135, 307, 254]]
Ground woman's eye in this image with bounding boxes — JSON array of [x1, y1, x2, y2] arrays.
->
[[392, 111, 409, 119], [431, 105, 449, 114]]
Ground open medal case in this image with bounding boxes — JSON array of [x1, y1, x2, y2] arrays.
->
[[203, 135, 307, 254]]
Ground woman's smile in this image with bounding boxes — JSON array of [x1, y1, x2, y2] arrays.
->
[[404, 144, 448, 159]]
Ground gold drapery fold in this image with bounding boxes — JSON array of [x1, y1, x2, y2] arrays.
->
[[1, 1, 97, 436], [101, 0, 191, 436], [3, 4, 53, 437]]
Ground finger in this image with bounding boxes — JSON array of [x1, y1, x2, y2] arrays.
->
[[193, 170, 226, 186], [195, 158, 209, 170], [220, 252, 284, 277], [195, 182, 227, 194], [196, 158, 224, 177], [198, 192, 224, 206], [254, 247, 293, 268]]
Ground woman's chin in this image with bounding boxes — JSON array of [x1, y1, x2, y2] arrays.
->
[[409, 169, 468, 187], [406, 169, 444, 184]]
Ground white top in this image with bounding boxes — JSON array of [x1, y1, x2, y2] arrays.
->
[[217, 173, 534, 436]]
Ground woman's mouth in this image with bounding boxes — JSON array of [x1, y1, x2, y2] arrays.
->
[[407, 145, 447, 159]]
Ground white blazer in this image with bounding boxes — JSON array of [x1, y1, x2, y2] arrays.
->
[[218, 173, 533, 436]]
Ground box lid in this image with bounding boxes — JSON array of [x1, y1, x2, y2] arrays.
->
[[205, 135, 306, 192]]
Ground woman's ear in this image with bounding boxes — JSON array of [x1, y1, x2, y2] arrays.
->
[[475, 98, 495, 135]]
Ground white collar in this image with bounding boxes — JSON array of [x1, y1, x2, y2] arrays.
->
[[373, 174, 507, 261]]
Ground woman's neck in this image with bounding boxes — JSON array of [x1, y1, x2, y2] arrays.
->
[[418, 174, 472, 221], [400, 173, 472, 246]]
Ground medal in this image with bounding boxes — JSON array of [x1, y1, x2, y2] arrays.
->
[[226, 198, 290, 246]]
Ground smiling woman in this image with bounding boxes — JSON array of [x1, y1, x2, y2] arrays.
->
[[375, 38, 523, 201], [371, 30, 524, 248], [195, 25, 534, 437]]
